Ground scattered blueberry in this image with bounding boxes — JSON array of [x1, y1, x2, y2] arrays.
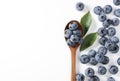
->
[[113, 0, 120, 6], [95, 54, 104, 63], [94, 6, 103, 15], [66, 39, 75, 47], [89, 76, 100, 81], [103, 5, 112, 14], [76, 2, 84, 11], [80, 55, 90, 64], [90, 57, 98, 65], [68, 22, 78, 30], [108, 27, 116, 37], [117, 57, 120, 65], [110, 36, 119, 44], [114, 9, 120, 17], [98, 47, 107, 55], [109, 65, 119, 74], [103, 19, 112, 28], [108, 43, 119, 53], [98, 66, 107, 75], [88, 49, 96, 57], [64, 29, 72, 39], [76, 73, 85, 81], [101, 56, 109, 65], [98, 14, 107, 22], [107, 77, 115, 81], [99, 37, 108, 46], [98, 27, 107, 37], [85, 68, 95, 77], [105, 39, 113, 49], [112, 18, 120, 26]]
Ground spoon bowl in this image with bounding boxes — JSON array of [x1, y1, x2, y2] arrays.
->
[[64, 20, 83, 81]]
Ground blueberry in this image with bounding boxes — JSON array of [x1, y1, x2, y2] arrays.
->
[[66, 39, 75, 47], [103, 5, 112, 14], [68, 22, 78, 30], [98, 14, 107, 22], [70, 35, 79, 43], [113, 0, 120, 6], [99, 37, 108, 46], [101, 56, 109, 65], [117, 57, 120, 65], [94, 6, 103, 15], [114, 9, 120, 17], [76, 73, 85, 81], [108, 43, 119, 53], [110, 36, 119, 43], [73, 30, 82, 36], [107, 77, 115, 81], [80, 55, 90, 64], [112, 18, 120, 26], [103, 19, 112, 28], [109, 65, 119, 74], [76, 2, 84, 11], [89, 76, 100, 81], [85, 68, 95, 77], [98, 66, 107, 75], [64, 29, 72, 39], [105, 40, 113, 48], [98, 47, 107, 55], [108, 27, 116, 36], [78, 38, 83, 44], [88, 49, 96, 57], [90, 57, 98, 65], [95, 54, 104, 63], [98, 27, 107, 37]]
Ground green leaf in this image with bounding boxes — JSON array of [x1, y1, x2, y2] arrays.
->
[[80, 32, 98, 51], [80, 11, 92, 35]]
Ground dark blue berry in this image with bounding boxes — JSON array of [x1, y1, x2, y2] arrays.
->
[[85, 68, 95, 77], [94, 6, 103, 15], [98, 14, 107, 22], [76, 73, 85, 81], [95, 54, 104, 63], [107, 77, 115, 81], [108, 27, 116, 37], [98, 66, 107, 75], [101, 56, 109, 65], [109, 65, 119, 74], [88, 49, 96, 57], [76, 2, 84, 11], [112, 18, 120, 26], [113, 0, 120, 6], [117, 57, 120, 65], [99, 37, 108, 46], [103, 5, 112, 14], [80, 55, 90, 64], [90, 57, 98, 65], [89, 76, 100, 81], [98, 27, 107, 37], [114, 9, 120, 17], [98, 47, 107, 55], [103, 19, 112, 28]]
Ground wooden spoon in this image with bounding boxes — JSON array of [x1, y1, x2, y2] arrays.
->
[[65, 20, 83, 81]]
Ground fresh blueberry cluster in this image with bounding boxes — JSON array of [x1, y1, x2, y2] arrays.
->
[[64, 21, 83, 47], [76, 1, 120, 81]]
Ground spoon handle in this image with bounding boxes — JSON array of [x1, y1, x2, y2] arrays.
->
[[71, 50, 76, 81]]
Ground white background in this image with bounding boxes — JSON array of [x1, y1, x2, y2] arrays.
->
[[0, 0, 120, 81]]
